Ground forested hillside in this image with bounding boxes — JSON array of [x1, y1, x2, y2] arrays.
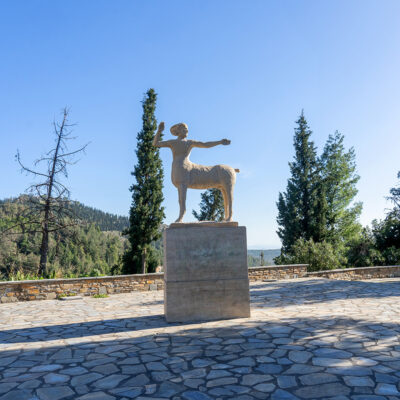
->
[[0, 197, 129, 232], [0, 196, 131, 280]]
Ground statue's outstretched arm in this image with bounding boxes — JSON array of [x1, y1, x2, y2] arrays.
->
[[191, 139, 231, 148], [153, 122, 170, 148]]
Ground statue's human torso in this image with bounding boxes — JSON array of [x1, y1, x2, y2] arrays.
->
[[170, 140, 193, 187], [168, 139, 218, 189]]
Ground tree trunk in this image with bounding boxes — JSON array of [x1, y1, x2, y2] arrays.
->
[[54, 231, 60, 261], [141, 247, 147, 274], [38, 227, 49, 277]]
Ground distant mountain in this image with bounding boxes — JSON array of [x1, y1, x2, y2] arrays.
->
[[247, 249, 280, 266], [0, 196, 129, 232]]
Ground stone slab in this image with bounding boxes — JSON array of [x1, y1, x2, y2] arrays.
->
[[163, 224, 250, 322], [164, 225, 248, 282], [165, 279, 250, 322]]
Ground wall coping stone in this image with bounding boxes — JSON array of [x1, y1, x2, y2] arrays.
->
[[307, 265, 400, 276], [0, 272, 164, 286], [0, 266, 308, 286], [250, 264, 308, 270], [3, 265, 399, 286]]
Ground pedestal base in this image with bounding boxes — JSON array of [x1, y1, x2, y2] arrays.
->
[[163, 223, 250, 322]]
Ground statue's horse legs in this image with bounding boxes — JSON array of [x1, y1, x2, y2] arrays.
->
[[221, 188, 229, 221], [221, 184, 234, 221], [226, 185, 234, 221]]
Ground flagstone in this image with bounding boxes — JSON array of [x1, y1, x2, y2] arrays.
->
[[183, 379, 204, 389], [92, 374, 128, 389], [36, 386, 75, 400], [206, 369, 231, 379], [288, 350, 312, 363], [343, 376, 374, 386], [375, 383, 400, 395], [0, 389, 35, 400], [295, 382, 350, 398], [30, 364, 62, 372], [206, 377, 238, 387], [76, 392, 116, 400], [43, 372, 70, 384], [71, 372, 103, 386], [298, 372, 338, 385], [181, 391, 213, 400], [0, 383, 17, 394], [253, 383, 275, 392]]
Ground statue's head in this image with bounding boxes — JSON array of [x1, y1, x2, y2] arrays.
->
[[170, 123, 188, 138]]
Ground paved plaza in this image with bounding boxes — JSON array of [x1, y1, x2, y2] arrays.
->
[[1, 278, 400, 400]]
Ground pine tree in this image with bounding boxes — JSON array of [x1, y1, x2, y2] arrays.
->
[[388, 171, 400, 217], [192, 189, 225, 221], [124, 89, 165, 274], [276, 112, 320, 255], [313, 177, 328, 242], [320, 131, 362, 247]]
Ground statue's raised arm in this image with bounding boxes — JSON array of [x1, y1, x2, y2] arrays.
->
[[153, 122, 171, 148], [157, 122, 239, 223], [190, 138, 231, 148]]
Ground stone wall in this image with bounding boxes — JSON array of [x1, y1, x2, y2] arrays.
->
[[3, 264, 398, 303], [307, 265, 400, 280], [248, 264, 308, 281], [0, 274, 164, 303], [0, 265, 308, 303]]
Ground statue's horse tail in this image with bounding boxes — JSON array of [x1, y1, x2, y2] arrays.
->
[[235, 168, 240, 173]]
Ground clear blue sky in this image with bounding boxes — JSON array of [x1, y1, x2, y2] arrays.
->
[[1, 0, 400, 248]]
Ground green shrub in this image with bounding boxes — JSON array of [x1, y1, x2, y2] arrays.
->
[[276, 238, 343, 272], [57, 292, 77, 299]]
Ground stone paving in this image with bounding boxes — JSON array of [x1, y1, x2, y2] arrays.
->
[[1, 278, 400, 400]]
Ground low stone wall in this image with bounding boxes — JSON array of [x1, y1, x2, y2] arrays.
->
[[3, 265, 399, 303], [307, 265, 400, 280], [0, 265, 309, 303], [0, 274, 164, 303], [248, 264, 308, 281]]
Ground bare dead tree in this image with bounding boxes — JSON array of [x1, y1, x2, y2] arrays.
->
[[13, 108, 89, 277]]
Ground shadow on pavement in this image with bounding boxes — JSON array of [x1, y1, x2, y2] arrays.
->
[[0, 315, 399, 399], [250, 278, 400, 307]]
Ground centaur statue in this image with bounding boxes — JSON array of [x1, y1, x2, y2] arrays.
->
[[153, 122, 239, 223]]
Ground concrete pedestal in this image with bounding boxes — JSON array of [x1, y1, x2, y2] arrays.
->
[[163, 222, 250, 322]]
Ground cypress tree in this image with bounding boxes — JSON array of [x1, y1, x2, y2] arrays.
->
[[276, 111, 320, 255], [124, 89, 165, 274], [192, 189, 225, 221]]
